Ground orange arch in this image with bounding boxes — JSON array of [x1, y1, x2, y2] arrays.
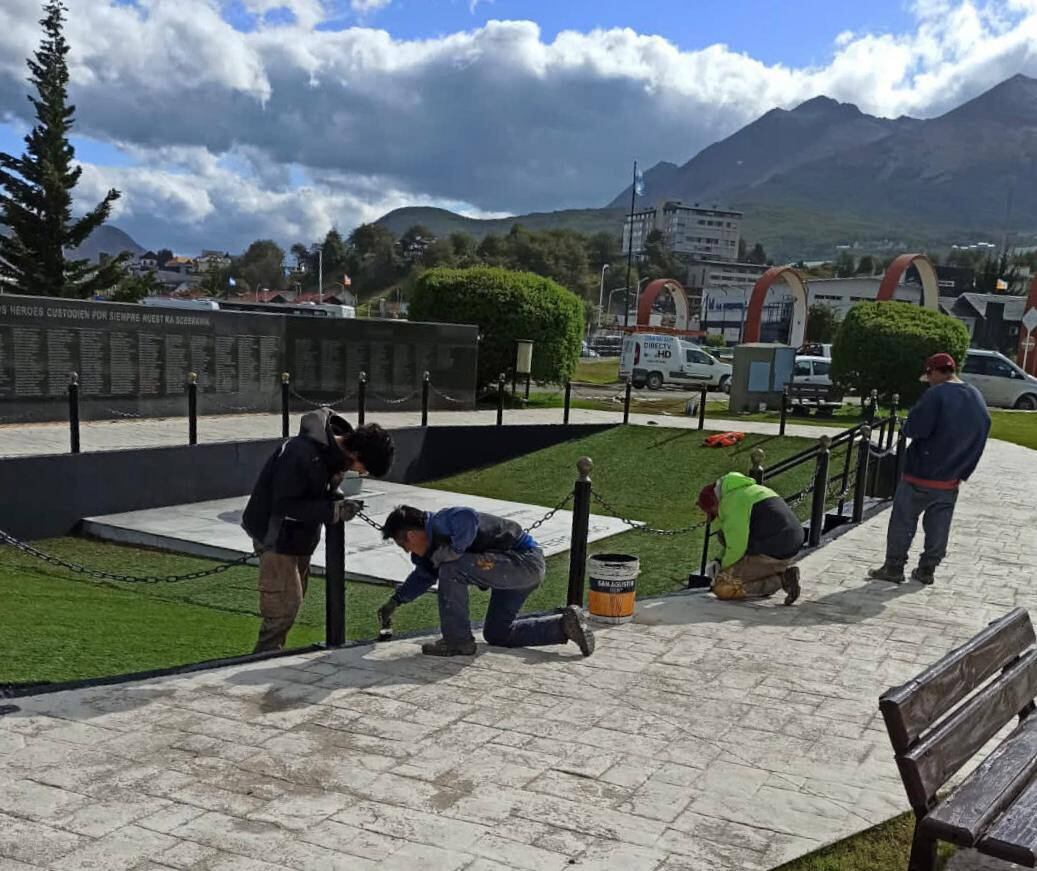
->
[[637, 279, 689, 329], [742, 266, 808, 346], [877, 253, 939, 308], [1018, 275, 1037, 376]]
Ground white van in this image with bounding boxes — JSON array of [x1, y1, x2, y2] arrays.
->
[[961, 349, 1037, 409], [619, 333, 732, 391]]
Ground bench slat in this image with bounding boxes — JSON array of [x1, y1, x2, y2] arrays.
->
[[881, 608, 1035, 752], [979, 773, 1037, 867], [922, 715, 1037, 846], [900, 649, 1037, 805]]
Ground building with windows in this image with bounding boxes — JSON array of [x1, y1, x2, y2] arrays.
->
[[623, 201, 742, 259]]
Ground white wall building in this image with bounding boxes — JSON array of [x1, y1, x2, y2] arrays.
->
[[623, 202, 742, 260]]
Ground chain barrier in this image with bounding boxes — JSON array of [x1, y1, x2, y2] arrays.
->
[[826, 479, 854, 504], [370, 390, 420, 406], [779, 480, 816, 512], [355, 492, 574, 537], [290, 386, 358, 410], [590, 491, 707, 537], [0, 528, 256, 585], [430, 384, 470, 405]]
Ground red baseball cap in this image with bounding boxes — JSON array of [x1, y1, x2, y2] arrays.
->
[[696, 483, 719, 519], [921, 353, 956, 381]]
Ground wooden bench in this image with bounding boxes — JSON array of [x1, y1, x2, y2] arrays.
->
[[786, 383, 843, 416], [879, 608, 1037, 870]]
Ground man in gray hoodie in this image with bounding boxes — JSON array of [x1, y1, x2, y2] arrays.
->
[[242, 408, 394, 652]]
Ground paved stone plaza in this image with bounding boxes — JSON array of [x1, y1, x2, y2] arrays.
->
[[2, 433, 1034, 870], [0, 407, 844, 458]]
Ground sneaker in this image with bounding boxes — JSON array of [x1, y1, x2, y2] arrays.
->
[[562, 605, 596, 657], [782, 566, 801, 606], [868, 564, 906, 585], [421, 638, 477, 657], [911, 567, 935, 586]]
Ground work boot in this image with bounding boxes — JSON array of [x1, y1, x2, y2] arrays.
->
[[911, 567, 936, 586], [782, 566, 801, 606], [868, 563, 906, 585], [562, 605, 596, 657], [421, 637, 477, 657]]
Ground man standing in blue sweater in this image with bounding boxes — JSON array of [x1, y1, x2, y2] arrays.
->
[[376, 505, 595, 658], [869, 353, 990, 586]]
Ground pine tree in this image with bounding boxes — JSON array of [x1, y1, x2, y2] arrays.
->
[[0, 1, 126, 297]]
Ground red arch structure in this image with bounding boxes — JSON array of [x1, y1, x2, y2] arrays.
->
[[877, 253, 939, 309], [637, 278, 690, 329], [742, 266, 809, 346], [1018, 275, 1037, 376]]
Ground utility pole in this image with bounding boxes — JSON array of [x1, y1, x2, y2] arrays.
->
[[312, 243, 323, 304], [597, 263, 610, 328], [623, 161, 639, 328]]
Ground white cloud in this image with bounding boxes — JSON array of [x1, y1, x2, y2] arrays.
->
[[350, 0, 391, 13], [1, 0, 1036, 251]]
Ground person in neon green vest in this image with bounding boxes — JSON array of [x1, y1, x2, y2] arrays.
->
[[697, 472, 802, 604]]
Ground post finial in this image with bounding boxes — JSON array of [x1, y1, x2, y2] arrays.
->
[[860, 424, 872, 438], [576, 457, 593, 480], [818, 435, 832, 450], [359, 371, 367, 383], [423, 370, 430, 381], [187, 372, 198, 384], [750, 447, 765, 467], [69, 371, 79, 386], [281, 372, 290, 384]]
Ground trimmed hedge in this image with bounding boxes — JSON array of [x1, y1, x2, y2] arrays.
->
[[831, 301, 970, 404], [410, 266, 583, 387]]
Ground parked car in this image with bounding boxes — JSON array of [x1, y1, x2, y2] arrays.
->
[[792, 355, 833, 387], [798, 342, 833, 359], [580, 341, 599, 358], [619, 333, 732, 391], [961, 349, 1037, 409], [711, 346, 734, 363]]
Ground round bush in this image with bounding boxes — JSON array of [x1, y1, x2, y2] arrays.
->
[[410, 266, 583, 388], [831, 301, 970, 404]]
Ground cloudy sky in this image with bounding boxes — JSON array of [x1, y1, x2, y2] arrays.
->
[[0, 0, 1036, 254]]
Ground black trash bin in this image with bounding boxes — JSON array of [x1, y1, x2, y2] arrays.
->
[[867, 450, 900, 499]]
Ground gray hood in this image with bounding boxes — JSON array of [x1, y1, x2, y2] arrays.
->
[[298, 407, 352, 447]]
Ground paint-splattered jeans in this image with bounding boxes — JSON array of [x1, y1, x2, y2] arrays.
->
[[436, 548, 567, 647]]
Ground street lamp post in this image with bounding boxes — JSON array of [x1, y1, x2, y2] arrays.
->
[[632, 276, 652, 326], [311, 243, 323, 305], [606, 288, 627, 326], [597, 264, 610, 328]]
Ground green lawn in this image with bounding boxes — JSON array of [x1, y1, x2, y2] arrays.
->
[[776, 813, 955, 871], [573, 357, 620, 384], [3, 426, 838, 685]]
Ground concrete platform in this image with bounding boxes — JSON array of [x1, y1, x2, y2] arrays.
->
[[83, 481, 634, 586]]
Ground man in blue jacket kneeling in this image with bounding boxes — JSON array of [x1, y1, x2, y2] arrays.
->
[[376, 505, 595, 658]]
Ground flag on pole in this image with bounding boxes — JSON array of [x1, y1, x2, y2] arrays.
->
[[634, 168, 645, 197], [228, 276, 237, 287], [342, 274, 352, 287]]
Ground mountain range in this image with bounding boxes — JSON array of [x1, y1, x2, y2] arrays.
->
[[379, 74, 1037, 260]]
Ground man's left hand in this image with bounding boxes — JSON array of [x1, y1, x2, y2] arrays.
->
[[332, 499, 364, 523]]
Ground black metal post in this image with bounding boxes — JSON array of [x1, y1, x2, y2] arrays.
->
[[808, 435, 831, 547], [836, 433, 854, 517], [524, 373, 531, 401], [894, 426, 908, 481], [324, 519, 346, 647], [511, 368, 517, 398], [496, 373, 506, 426], [698, 385, 707, 431], [749, 448, 765, 484], [357, 371, 367, 426], [281, 372, 290, 438], [567, 457, 593, 607], [67, 372, 80, 455], [623, 378, 632, 424], [886, 394, 899, 450], [779, 389, 789, 436], [866, 389, 878, 425], [187, 372, 198, 446], [699, 522, 712, 575], [563, 380, 571, 425], [421, 371, 430, 428], [853, 426, 872, 523]]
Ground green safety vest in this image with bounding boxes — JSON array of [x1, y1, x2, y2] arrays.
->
[[715, 472, 780, 568]]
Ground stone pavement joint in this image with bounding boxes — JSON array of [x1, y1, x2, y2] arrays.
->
[[1, 434, 1034, 869]]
